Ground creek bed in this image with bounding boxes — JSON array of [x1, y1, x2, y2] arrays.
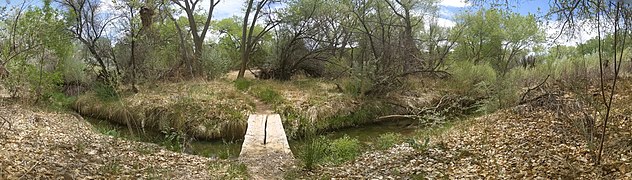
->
[[84, 117, 419, 159]]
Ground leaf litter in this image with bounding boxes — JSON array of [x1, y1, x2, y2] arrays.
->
[[0, 102, 244, 179]]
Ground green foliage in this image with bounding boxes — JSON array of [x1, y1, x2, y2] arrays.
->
[[452, 8, 544, 73], [251, 85, 284, 104], [217, 148, 233, 159], [61, 52, 88, 83], [225, 163, 249, 179], [299, 137, 330, 170], [214, 17, 272, 68], [202, 47, 232, 79], [233, 79, 252, 91], [93, 82, 119, 101], [298, 135, 361, 169], [325, 102, 387, 131], [338, 77, 372, 97], [376, 133, 402, 150], [46, 92, 77, 111], [448, 60, 497, 96], [161, 131, 185, 152], [327, 135, 361, 164]]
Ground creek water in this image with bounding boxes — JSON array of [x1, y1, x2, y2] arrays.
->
[[84, 117, 419, 159]]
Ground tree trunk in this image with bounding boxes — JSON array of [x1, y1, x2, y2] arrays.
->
[[237, 0, 255, 79]]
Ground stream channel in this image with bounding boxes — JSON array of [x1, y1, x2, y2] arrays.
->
[[84, 117, 419, 159]]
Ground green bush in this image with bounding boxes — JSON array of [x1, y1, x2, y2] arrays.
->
[[61, 55, 88, 83], [448, 61, 497, 96], [93, 82, 119, 101], [338, 77, 372, 96], [299, 137, 330, 170], [326, 104, 375, 130], [201, 47, 232, 79], [327, 135, 361, 164], [376, 133, 402, 150], [46, 92, 77, 111], [233, 79, 252, 91]]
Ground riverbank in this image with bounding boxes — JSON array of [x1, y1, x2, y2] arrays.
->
[[72, 77, 442, 141], [0, 102, 247, 179], [303, 80, 632, 179]]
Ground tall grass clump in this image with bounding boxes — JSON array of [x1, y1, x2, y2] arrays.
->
[[299, 137, 329, 170], [93, 82, 119, 101]]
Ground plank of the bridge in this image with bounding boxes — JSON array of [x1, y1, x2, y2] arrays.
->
[[264, 114, 292, 155], [239, 114, 293, 157], [240, 114, 266, 157]]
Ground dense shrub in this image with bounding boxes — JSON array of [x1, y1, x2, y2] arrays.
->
[[327, 135, 361, 164], [202, 47, 232, 79], [448, 61, 497, 96]]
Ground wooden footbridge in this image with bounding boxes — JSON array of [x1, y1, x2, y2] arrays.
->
[[239, 114, 294, 179]]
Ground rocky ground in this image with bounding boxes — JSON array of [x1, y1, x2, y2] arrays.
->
[[0, 101, 247, 179], [307, 84, 632, 179]]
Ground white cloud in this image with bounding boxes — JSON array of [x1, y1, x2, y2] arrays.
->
[[436, 17, 456, 27], [439, 0, 471, 7], [197, 0, 245, 19], [544, 20, 598, 46]]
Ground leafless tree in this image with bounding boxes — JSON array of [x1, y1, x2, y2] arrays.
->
[[57, 0, 118, 82], [170, 0, 220, 77], [551, 0, 632, 164], [237, 0, 279, 79]]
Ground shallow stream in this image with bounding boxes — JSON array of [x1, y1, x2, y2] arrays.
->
[[85, 117, 419, 159]]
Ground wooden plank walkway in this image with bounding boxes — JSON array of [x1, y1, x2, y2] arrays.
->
[[239, 114, 294, 179], [239, 114, 293, 156]]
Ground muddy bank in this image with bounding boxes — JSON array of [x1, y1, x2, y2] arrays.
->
[[72, 81, 254, 140]]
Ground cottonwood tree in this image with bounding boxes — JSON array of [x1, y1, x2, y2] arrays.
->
[[385, 0, 437, 72], [0, 2, 27, 81], [170, 0, 220, 77], [57, 0, 118, 83], [237, 0, 278, 79], [453, 8, 543, 75], [341, 0, 442, 95], [261, 0, 332, 80]]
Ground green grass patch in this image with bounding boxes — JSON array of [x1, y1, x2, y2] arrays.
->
[[43, 92, 77, 111], [251, 85, 284, 105], [233, 79, 253, 91], [224, 163, 249, 179], [93, 82, 119, 101], [327, 135, 361, 164], [297, 135, 361, 169], [376, 132, 402, 150]]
